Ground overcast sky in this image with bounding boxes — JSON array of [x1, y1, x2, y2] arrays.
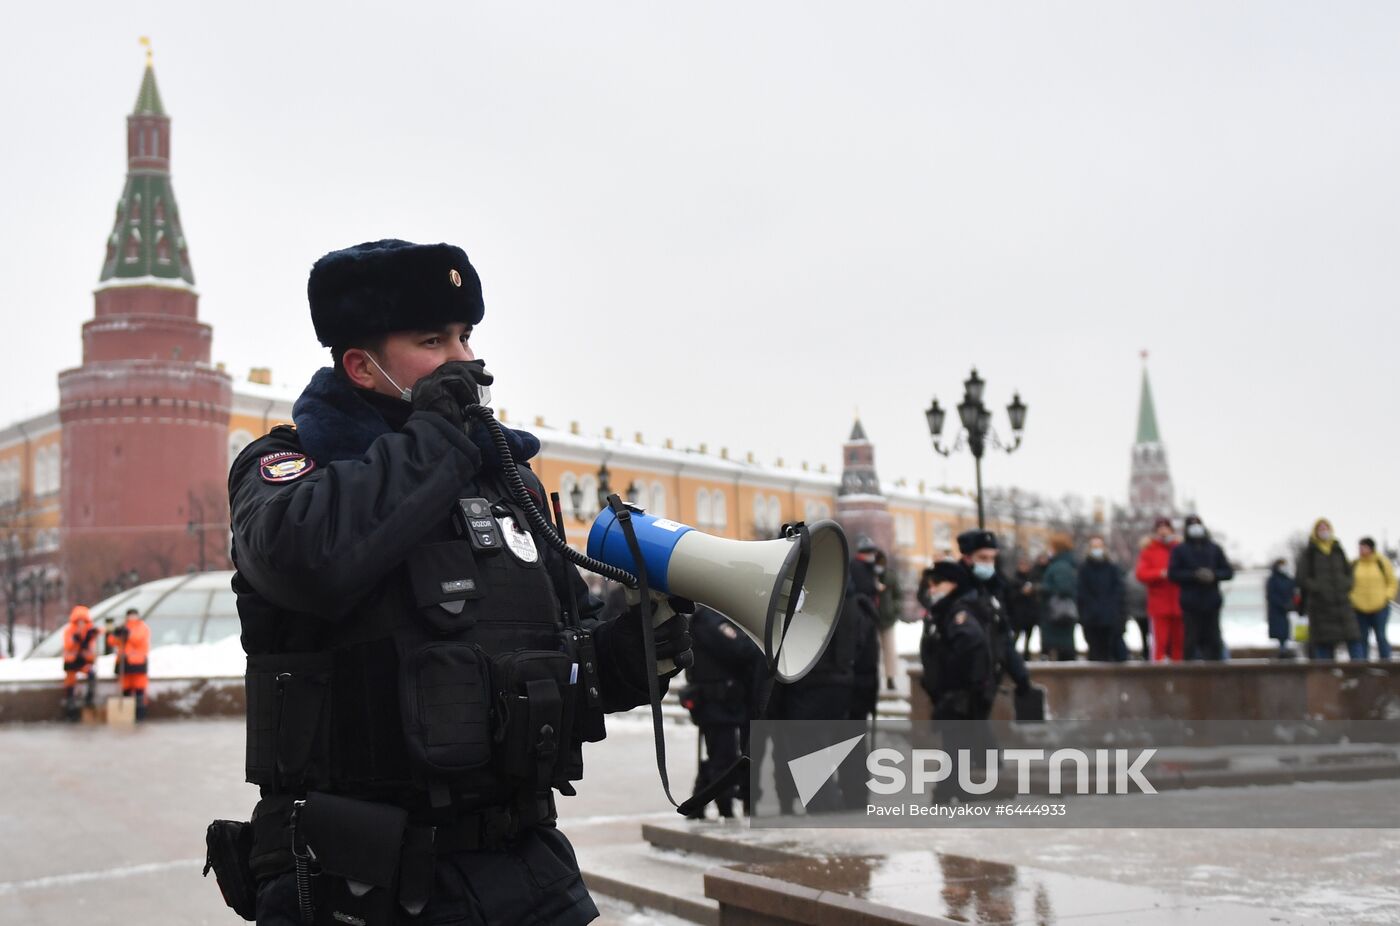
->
[[3, 1, 1398, 563]]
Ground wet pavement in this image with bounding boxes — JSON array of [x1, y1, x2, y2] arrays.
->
[[2, 717, 1398, 925], [0, 715, 696, 925]]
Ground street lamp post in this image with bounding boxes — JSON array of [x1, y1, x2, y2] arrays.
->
[[926, 368, 1028, 529]]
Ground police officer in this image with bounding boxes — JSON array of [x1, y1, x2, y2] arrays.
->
[[768, 553, 860, 814], [680, 605, 764, 818], [840, 538, 883, 810], [917, 560, 995, 803], [956, 530, 1032, 702], [226, 239, 693, 926]]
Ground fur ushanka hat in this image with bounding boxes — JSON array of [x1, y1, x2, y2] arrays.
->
[[307, 239, 484, 348]]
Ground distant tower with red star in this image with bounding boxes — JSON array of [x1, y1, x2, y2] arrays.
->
[[57, 46, 233, 592], [1127, 352, 1176, 519]]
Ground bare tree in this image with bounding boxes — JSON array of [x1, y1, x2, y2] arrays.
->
[[0, 488, 36, 657]]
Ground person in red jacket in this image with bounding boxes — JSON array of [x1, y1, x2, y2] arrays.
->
[[106, 607, 151, 721], [61, 605, 98, 720], [1135, 518, 1184, 661]]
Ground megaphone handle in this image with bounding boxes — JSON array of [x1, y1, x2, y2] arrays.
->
[[624, 587, 677, 677]]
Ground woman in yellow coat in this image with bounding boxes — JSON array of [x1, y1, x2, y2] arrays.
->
[[1350, 537, 1396, 660]]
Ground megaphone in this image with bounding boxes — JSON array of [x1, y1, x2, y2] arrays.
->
[[587, 509, 850, 682]]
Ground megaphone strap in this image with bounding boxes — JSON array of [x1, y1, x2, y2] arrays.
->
[[606, 494, 685, 811]]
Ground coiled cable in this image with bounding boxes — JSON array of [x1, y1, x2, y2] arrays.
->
[[463, 405, 639, 588]]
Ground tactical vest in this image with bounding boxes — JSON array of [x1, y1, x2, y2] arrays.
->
[[241, 470, 606, 819]]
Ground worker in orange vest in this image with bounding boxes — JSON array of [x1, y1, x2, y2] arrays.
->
[[106, 607, 150, 721], [61, 605, 98, 721]]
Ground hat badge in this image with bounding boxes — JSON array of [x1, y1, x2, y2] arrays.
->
[[449, 269, 462, 287]]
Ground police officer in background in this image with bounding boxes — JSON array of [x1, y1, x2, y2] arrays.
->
[[768, 548, 861, 814], [918, 559, 995, 803], [224, 240, 693, 926], [957, 530, 1033, 703], [681, 605, 764, 819], [841, 538, 883, 809]]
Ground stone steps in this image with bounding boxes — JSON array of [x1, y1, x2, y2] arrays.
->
[[578, 840, 724, 925]]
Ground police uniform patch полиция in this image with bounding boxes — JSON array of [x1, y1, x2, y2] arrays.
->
[[259, 451, 316, 484]]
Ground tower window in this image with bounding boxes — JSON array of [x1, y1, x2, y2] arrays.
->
[[155, 230, 171, 264], [125, 228, 142, 263]]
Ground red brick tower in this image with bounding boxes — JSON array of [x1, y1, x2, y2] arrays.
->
[[58, 54, 233, 599], [835, 419, 894, 555]]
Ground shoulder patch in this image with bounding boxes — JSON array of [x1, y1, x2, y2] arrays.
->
[[719, 623, 739, 640], [259, 451, 316, 484]]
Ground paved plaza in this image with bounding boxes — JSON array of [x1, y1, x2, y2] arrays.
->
[[2, 717, 1398, 924]]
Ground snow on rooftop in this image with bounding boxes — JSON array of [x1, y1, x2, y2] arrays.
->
[[93, 275, 198, 294]]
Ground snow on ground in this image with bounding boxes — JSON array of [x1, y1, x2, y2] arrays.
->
[[0, 626, 43, 660], [0, 634, 246, 683]]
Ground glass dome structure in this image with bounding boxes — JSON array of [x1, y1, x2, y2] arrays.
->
[[27, 571, 238, 659]]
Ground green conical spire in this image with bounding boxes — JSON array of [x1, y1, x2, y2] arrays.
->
[[133, 63, 165, 115], [99, 54, 193, 285], [1135, 364, 1161, 445]]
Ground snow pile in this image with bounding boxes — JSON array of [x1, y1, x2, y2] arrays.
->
[[0, 634, 246, 684]]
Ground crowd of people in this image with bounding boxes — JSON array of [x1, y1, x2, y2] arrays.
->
[[672, 528, 1038, 815], [994, 515, 1395, 664]]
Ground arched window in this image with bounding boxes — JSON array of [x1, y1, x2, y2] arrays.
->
[[933, 521, 953, 555], [577, 476, 598, 518], [555, 472, 581, 520], [896, 514, 916, 547], [34, 447, 49, 496], [767, 497, 781, 534], [753, 495, 767, 532], [155, 230, 171, 264], [49, 447, 61, 495], [649, 482, 666, 519], [711, 490, 727, 530], [125, 228, 141, 263], [695, 489, 711, 528], [130, 193, 142, 223]]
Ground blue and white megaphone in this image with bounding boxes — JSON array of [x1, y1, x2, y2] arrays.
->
[[588, 509, 850, 682]]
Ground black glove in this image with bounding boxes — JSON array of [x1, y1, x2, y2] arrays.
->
[[410, 360, 494, 430], [614, 595, 695, 680]]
